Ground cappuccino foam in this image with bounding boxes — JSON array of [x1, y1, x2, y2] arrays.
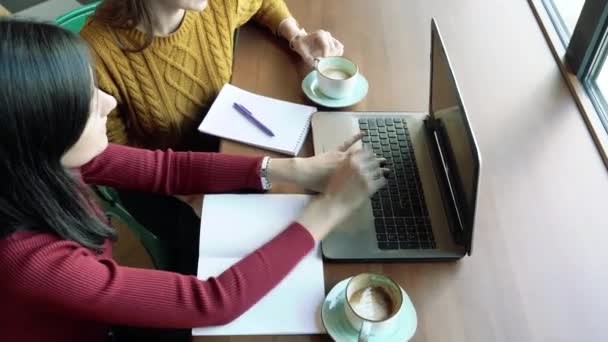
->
[[321, 68, 352, 80], [349, 286, 393, 321]]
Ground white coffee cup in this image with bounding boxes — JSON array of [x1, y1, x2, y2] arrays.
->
[[344, 273, 404, 341], [315, 56, 359, 99]]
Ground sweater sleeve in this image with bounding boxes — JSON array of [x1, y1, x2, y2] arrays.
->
[[0, 223, 315, 328], [80, 144, 263, 194], [235, 0, 292, 33]]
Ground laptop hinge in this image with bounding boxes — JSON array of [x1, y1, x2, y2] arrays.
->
[[424, 117, 466, 247]]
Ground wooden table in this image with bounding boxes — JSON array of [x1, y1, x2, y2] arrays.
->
[[197, 0, 608, 340]]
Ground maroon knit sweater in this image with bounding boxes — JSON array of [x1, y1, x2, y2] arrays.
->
[[0, 144, 314, 341]]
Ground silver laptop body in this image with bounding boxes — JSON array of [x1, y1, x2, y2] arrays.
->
[[311, 19, 481, 261]]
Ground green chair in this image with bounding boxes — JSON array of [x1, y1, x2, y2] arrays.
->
[[56, 3, 171, 270], [93, 186, 172, 270], [55, 2, 100, 34]]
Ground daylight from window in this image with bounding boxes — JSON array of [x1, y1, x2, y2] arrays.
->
[[552, 0, 585, 35]]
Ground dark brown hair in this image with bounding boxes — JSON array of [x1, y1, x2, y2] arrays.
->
[[0, 19, 116, 251], [93, 0, 154, 52]]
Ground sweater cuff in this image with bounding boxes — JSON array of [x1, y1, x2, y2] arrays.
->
[[250, 157, 265, 191]]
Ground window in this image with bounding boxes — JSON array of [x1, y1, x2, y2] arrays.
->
[[586, 35, 608, 131], [532, 0, 608, 164], [543, 0, 585, 41]]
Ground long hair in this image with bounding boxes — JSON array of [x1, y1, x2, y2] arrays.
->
[[0, 19, 116, 252], [93, 0, 154, 52]]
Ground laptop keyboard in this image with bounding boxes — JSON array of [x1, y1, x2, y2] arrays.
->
[[359, 117, 436, 250]]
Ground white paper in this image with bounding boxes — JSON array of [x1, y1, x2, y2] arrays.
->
[[198, 84, 317, 156], [193, 194, 326, 336], [198, 194, 312, 257]]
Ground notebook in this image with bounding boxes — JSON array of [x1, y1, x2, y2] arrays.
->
[[198, 84, 317, 156], [192, 194, 326, 336]]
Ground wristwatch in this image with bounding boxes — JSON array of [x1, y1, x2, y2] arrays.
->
[[260, 156, 272, 190]]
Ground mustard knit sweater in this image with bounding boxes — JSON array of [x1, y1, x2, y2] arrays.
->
[[80, 0, 291, 150]]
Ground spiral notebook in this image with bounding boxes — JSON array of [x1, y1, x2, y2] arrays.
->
[[198, 84, 317, 156]]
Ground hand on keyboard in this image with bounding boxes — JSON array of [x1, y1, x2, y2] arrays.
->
[[296, 148, 389, 241], [289, 132, 385, 193]]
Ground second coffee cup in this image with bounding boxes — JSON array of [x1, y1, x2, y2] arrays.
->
[[315, 56, 359, 99], [344, 273, 404, 341]]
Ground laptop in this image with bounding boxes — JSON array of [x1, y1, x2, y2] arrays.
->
[[311, 19, 481, 261]]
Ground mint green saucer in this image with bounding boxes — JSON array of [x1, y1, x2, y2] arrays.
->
[[321, 277, 417, 342], [301, 71, 369, 108]]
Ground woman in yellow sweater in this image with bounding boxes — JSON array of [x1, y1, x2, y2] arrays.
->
[[80, 0, 343, 150], [79, 0, 344, 280]]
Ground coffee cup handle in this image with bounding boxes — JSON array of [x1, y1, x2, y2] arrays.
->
[[358, 321, 372, 342], [314, 57, 321, 70]]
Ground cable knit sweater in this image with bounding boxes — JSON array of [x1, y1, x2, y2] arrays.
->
[[0, 144, 315, 342], [80, 0, 292, 150]]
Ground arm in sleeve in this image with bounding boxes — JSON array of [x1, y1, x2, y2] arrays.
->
[[80, 144, 264, 194], [235, 0, 293, 33], [0, 223, 314, 328]]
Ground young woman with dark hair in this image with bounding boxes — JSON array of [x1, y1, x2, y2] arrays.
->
[[0, 19, 385, 342]]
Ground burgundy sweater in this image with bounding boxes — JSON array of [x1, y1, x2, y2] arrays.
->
[[0, 144, 315, 341]]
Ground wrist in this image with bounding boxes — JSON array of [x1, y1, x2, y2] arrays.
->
[[267, 157, 299, 184], [296, 196, 331, 240], [296, 194, 350, 240], [278, 17, 307, 50], [318, 193, 353, 223], [289, 29, 307, 50]]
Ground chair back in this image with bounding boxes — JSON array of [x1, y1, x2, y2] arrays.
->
[[55, 2, 99, 33]]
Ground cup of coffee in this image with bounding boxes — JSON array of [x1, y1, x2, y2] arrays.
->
[[315, 56, 359, 99], [344, 273, 404, 341]]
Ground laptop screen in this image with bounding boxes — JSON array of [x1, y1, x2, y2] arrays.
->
[[429, 20, 481, 253]]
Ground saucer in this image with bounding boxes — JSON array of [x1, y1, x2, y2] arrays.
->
[[321, 277, 417, 342], [301, 71, 369, 108]]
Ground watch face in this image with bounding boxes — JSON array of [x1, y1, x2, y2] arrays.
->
[[261, 157, 272, 190]]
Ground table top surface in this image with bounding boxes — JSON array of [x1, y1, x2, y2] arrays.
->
[[196, 0, 608, 340]]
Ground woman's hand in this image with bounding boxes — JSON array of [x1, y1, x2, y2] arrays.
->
[[266, 133, 385, 193], [297, 148, 388, 240], [293, 133, 383, 192], [278, 17, 344, 67], [291, 30, 344, 67]]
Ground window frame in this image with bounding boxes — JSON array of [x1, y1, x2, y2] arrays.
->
[[540, 0, 574, 47], [529, 0, 608, 167]]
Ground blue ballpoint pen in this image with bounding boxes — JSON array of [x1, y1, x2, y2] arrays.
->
[[233, 102, 275, 137]]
